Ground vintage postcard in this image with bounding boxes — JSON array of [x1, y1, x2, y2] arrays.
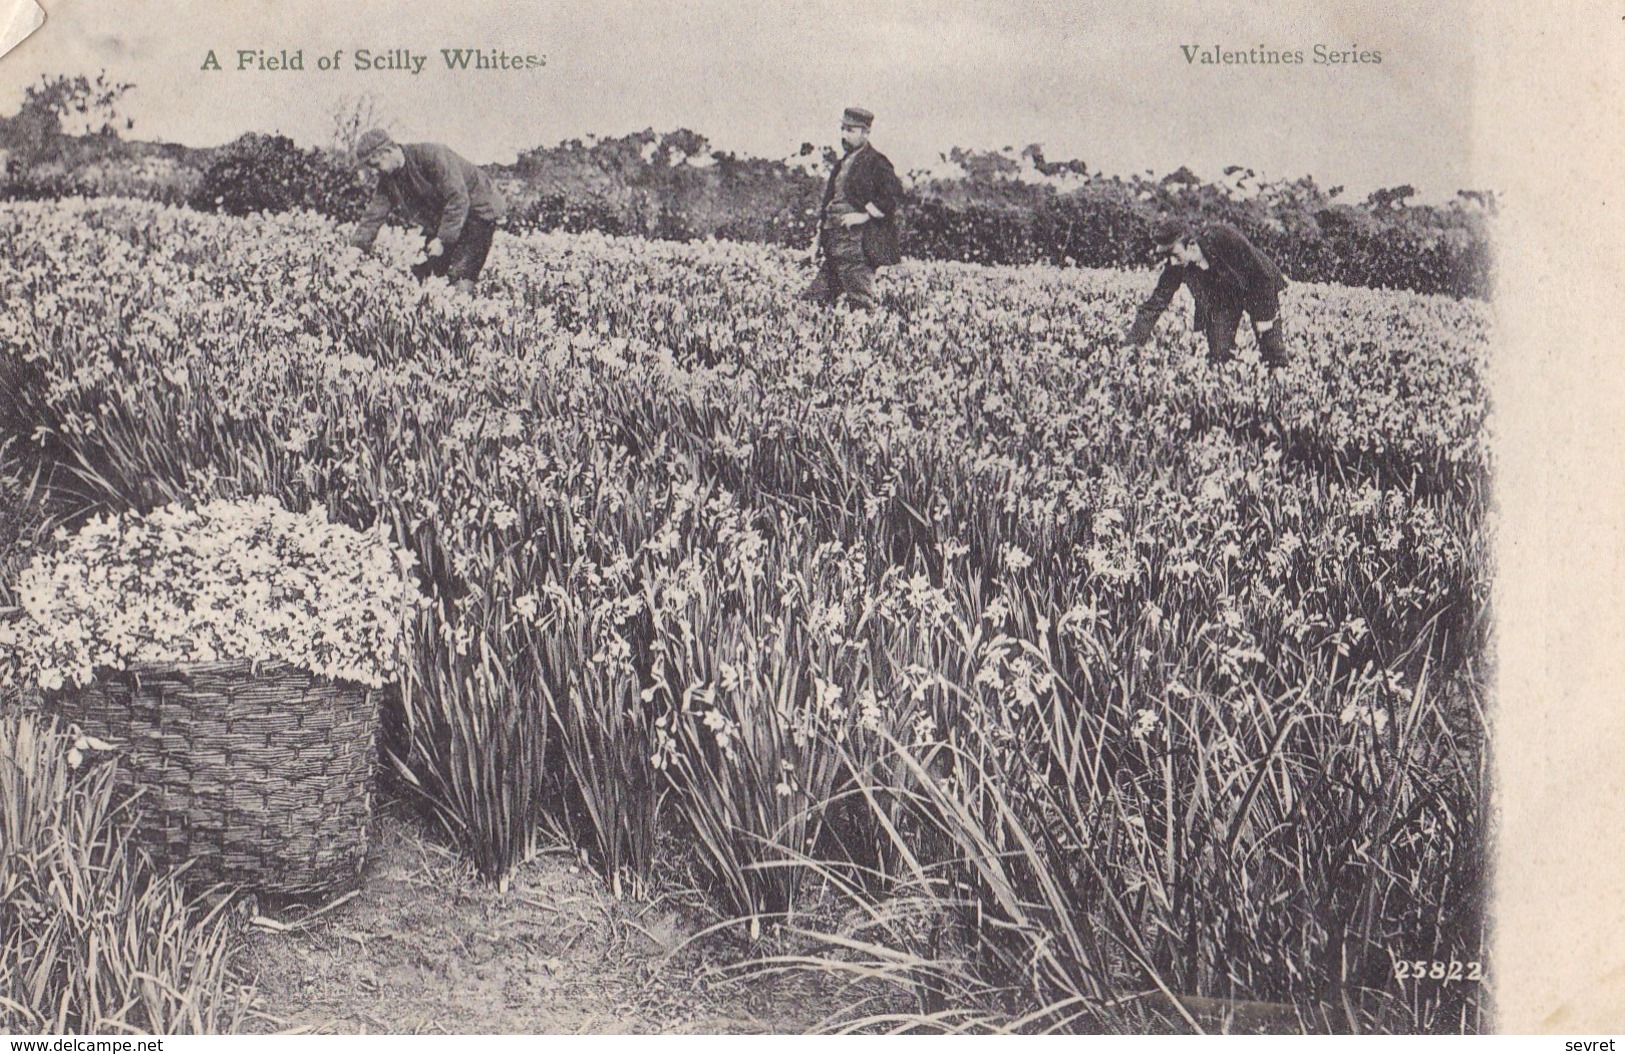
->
[[0, 0, 1618, 1037]]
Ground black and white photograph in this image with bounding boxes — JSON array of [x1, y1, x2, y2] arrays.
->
[[0, 0, 1619, 1038]]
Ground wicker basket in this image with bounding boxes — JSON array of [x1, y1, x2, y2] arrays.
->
[[45, 659, 380, 897]]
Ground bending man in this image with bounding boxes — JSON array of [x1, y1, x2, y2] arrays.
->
[[348, 128, 506, 294], [1125, 219, 1289, 367]]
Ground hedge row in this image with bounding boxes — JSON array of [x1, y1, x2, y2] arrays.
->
[[2, 131, 1492, 298]]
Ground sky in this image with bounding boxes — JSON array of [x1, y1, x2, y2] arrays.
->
[[0, 0, 1483, 200]]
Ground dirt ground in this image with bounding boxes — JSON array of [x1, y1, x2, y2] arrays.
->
[[235, 804, 862, 1035]]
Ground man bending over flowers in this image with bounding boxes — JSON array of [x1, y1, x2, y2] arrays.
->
[[347, 128, 506, 294], [1124, 218, 1290, 368]]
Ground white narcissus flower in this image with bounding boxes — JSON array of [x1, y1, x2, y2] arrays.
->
[[0, 497, 425, 690]]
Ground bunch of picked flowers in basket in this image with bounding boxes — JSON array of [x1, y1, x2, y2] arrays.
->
[[0, 496, 425, 693]]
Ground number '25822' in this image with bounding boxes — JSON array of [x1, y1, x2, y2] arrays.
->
[[1393, 960, 1483, 982]]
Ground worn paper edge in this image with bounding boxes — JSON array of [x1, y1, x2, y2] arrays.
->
[[1481, 0, 1625, 1035], [0, 0, 44, 62]]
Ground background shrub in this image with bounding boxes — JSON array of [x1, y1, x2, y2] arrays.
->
[[186, 132, 368, 221]]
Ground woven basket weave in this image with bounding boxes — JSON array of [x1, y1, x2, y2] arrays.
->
[[45, 659, 380, 897]]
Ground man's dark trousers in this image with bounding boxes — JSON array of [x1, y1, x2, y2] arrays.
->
[[1203, 297, 1288, 365], [411, 215, 497, 285], [804, 227, 875, 309]]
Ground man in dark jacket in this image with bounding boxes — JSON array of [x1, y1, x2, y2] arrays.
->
[[348, 129, 507, 294], [1125, 219, 1290, 367], [802, 106, 904, 310]]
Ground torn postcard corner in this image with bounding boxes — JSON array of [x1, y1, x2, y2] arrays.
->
[[0, 0, 45, 62]]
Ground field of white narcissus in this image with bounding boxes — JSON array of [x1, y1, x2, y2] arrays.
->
[[0, 199, 1489, 1031]]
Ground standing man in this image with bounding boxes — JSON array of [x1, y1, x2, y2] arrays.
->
[[348, 129, 506, 294], [1124, 218, 1290, 367], [802, 106, 904, 310]]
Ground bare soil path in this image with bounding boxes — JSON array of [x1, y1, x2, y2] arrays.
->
[[237, 804, 851, 1034]]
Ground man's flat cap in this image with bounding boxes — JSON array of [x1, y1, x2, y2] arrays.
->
[[841, 107, 875, 129], [355, 128, 395, 160], [1152, 217, 1190, 249]]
